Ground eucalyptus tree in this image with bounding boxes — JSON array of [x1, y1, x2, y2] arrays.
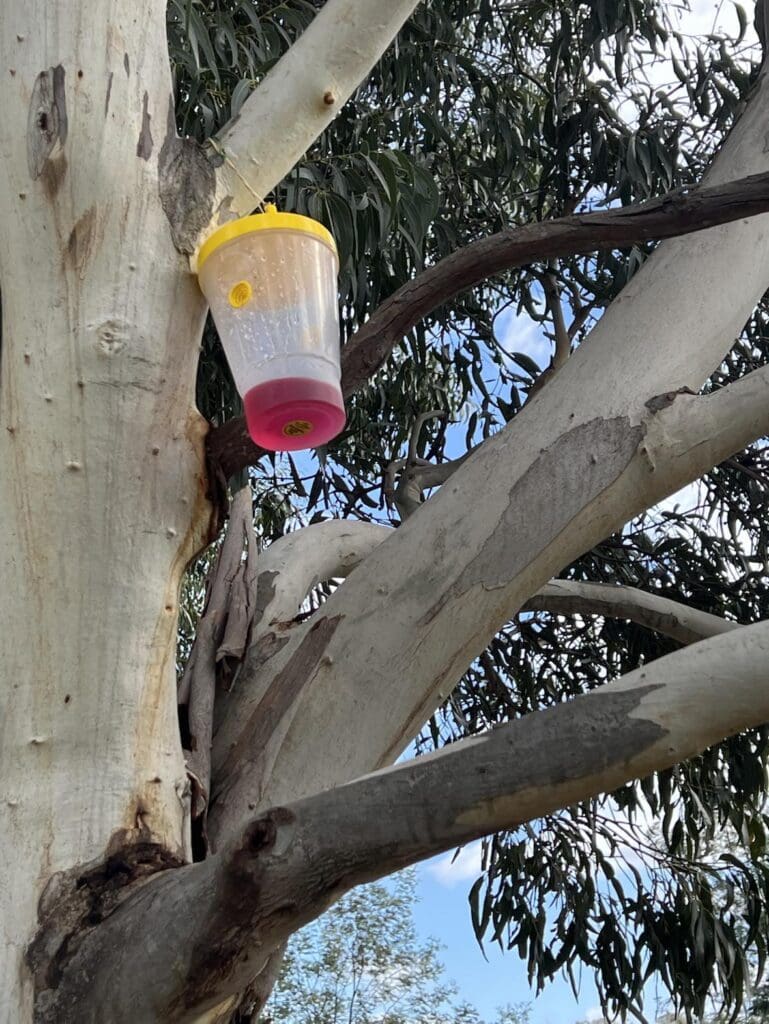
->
[[265, 870, 530, 1024], [3, 1, 769, 1023]]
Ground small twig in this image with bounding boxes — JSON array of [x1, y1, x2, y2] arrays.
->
[[385, 411, 473, 521], [407, 409, 444, 464], [541, 266, 571, 370]]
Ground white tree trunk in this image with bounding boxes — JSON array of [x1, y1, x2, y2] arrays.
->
[[0, 3, 212, 1016], [4, 0, 769, 1019]]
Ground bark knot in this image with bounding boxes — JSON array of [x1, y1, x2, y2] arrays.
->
[[27, 839, 184, 1016], [159, 105, 217, 253], [27, 65, 68, 182], [645, 386, 697, 413]]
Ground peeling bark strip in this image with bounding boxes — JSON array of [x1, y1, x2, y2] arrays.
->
[[180, 488, 257, 828], [136, 92, 153, 159], [206, 170, 769, 479], [421, 417, 645, 625], [27, 66, 68, 179], [209, 615, 342, 840], [159, 107, 216, 253]]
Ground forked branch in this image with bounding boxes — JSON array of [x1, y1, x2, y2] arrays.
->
[[209, 359, 769, 844]]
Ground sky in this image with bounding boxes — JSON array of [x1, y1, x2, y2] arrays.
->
[[403, 7, 759, 1020], [412, 845, 602, 1022]]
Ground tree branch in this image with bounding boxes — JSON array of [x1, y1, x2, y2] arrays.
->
[[384, 410, 454, 520], [198, 0, 422, 244], [248, 520, 391, 639], [522, 580, 740, 646], [210, 355, 769, 843], [207, 168, 769, 480], [180, 487, 255, 823], [38, 618, 769, 1022], [541, 266, 571, 370]]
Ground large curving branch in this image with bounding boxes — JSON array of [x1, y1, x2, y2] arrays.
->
[[35, 618, 769, 1022], [251, 520, 392, 638], [207, 168, 769, 480], [522, 580, 740, 646], [208, 360, 769, 842], [199, 0, 422, 242], [230, 520, 738, 652]]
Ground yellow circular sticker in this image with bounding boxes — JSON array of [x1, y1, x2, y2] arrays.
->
[[228, 280, 253, 308], [283, 419, 313, 438]]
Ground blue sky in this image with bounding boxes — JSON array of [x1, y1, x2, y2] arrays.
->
[[411, 847, 602, 1023]]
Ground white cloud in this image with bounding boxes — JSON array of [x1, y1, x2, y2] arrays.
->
[[585, 1005, 608, 1022], [683, 0, 756, 41], [427, 843, 484, 887], [496, 307, 552, 373]]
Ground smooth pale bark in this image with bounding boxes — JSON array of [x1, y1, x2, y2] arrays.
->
[[522, 581, 740, 646], [209, 65, 769, 845], [39, 618, 769, 1022], [0, 3, 218, 1016], [197, 0, 422, 248]]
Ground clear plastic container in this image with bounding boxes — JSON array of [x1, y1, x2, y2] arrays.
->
[[197, 206, 345, 451]]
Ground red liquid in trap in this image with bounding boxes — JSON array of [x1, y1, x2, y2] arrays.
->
[[244, 377, 346, 451]]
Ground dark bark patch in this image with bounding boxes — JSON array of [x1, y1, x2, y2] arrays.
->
[[645, 386, 696, 412], [421, 417, 644, 625], [39, 154, 68, 202], [136, 91, 153, 160], [28, 838, 184, 1012], [170, 808, 295, 1014], [494, 684, 667, 797], [158, 105, 217, 253], [123, 52, 130, 76], [65, 205, 96, 273], [27, 65, 67, 181], [254, 569, 279, 627], [104, 71, 113, 117]]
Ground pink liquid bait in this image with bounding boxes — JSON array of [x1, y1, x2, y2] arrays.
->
[[244, 377, 346, 451]]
